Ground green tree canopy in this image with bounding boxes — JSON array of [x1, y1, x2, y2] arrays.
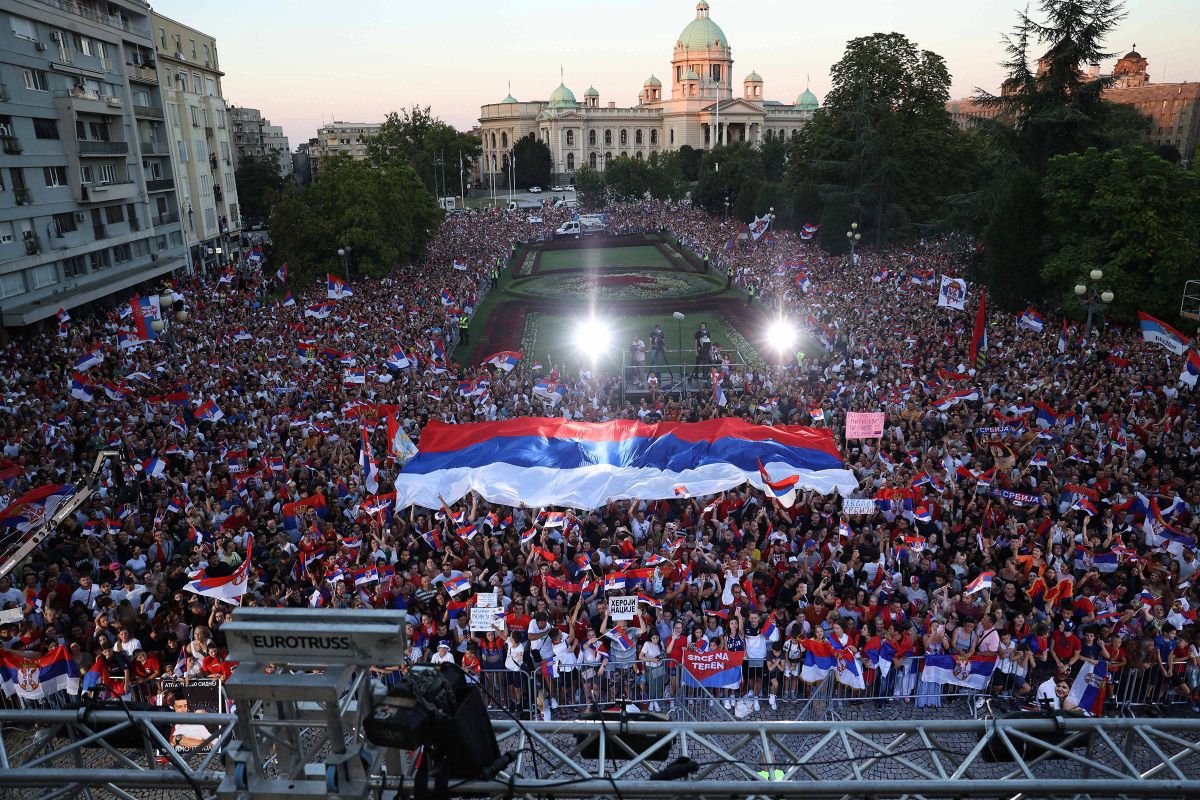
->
[[1041, 146, 1199, 322], [505, 134, 552, 190], [234, 153, 285, 222], [271, 154, 442, 285], [573, 164, 606, 209], [785, 32, 966, 244], [694, 142, 766, 219], [365, 105, 481, 196]]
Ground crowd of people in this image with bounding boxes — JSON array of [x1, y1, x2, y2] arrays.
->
[[0, 197, 1197, 723]]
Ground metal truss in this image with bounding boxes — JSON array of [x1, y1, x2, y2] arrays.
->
[[4, 709, 1200, 800]]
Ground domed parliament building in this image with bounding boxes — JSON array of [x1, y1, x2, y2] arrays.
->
[[479, 2, 819, 184]]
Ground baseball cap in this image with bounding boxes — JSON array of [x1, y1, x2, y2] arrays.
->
[[437, 640, 450, 649]]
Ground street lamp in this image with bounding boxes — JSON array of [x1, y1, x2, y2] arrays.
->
[[337, 247, 349, 280], [1073, 268, 1114, 340], [846, 222, 861, 263]]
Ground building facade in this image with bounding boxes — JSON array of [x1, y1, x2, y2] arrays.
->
[[948, 47, 1200, 164], [308, 121, 382, 178], [0, 0, 186, 328], [262, 123, 292, 180], [478, 2, 818, 184], [229, 104, 264, 163], [151, 12, 240, 275]]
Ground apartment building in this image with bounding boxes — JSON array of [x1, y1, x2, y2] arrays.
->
[[309, 121, 381, 177], [0, 0, 186, 329], [151, 12, 240, 274], [262, 122, 292, 180]]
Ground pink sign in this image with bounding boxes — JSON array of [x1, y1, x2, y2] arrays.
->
[[845, 412, 885, 439]]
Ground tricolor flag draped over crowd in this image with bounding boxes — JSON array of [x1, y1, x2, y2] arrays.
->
[[392, 417, 856, 510], [0, 646, 81, 699]]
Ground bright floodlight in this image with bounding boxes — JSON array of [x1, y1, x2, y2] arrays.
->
[[767, 318, 797, 352], [576, 316, 611, 357]]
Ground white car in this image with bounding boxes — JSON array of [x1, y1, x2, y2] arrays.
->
[[551, 185, 564, 192], [529, 186, 542, 194], [565, 185, 575, 192]]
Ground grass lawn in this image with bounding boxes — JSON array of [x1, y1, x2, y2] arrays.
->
[[536, 244, 674, 272]]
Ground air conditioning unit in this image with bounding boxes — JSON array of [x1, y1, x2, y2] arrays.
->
[[50, 31, 62, 43], [105, 97, 122, 107], [35, 41, 47, 51], [75, 212, 86, 222]]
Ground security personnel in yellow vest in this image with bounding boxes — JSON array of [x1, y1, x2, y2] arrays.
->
[[746, 282, 756, 306], [726, 264, 735, 289], [458, 314, 470, 345]]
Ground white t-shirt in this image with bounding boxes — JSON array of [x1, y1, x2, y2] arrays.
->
[[505, 638, 526, 671], [430, 649, 455, 665], [527, 619, 555, 659], [1036, 677, 1062, 708]]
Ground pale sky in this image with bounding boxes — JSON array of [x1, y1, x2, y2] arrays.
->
[[153, 0, 1200, 149]]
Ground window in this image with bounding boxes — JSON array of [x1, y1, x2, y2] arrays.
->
[[192, 72, 202, 93], [132, 89, 150, 106], [33, 118, 59, 139], [220, 142, 230, 161], [80, 36, 92, 56], [670, 128, 675, 144], [635, 130, 643, 145], [216, 109, 225, 129], [204, 208, 217, 231], [205, 77, 216, 97], [79, 165, 93, 185], [63, 255, 87, 278], [711, 65, 722, 83], [0, 272, 25, 299], [566, 153, 575, 171], [133, 239, 150, 258], [177, 140, 188, 161], [604, 129, 612, 145], [159, 27, 166, 49], [22, 69, 48, 92], [95, 164, 118, 184], [588, 130, 596, 146], [42, 166, 67, 187], [193, 138, 206, 162], [112, 243, 132, 264], [635, 151, 643, 160], [104, 205, 124, 225], [190, 39, 197, 59], [89, 249, 111, 272], [650, 130, 658, 145], [565, 130, 574, 147], [143, 159, 163, 179], [169, 103, 180, 127], [203, 44, 210, 63], [53, 212, 77, 234], [31, 264, 58, 289], [500, 132, 508, 148], [0, 221, 13, 244], [10, 15, 38, 41], [676, 66, 683, 83], [620, 129, 627, 145], [589, 152, 596, 169]]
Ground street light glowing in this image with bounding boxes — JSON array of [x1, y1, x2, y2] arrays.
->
[[576, 316, 611, 357], [767, 318, 797, 352]]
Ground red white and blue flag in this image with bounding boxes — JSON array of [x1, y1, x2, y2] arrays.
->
[[931, 390, 979, 411], [1066, 659, 1108, 715], [1018, 308, 1046, 333], [394, 418, 855, 510], [756, 457, 799, 508], [1180, 349, 1200, 388], [920, 654, 997, 690], [1138, 312, 1190, 355], [0, 484, 75, 535], [194, 399, 224, 423], [327, 273, 353, 299], [73, 349, 104, 372], [482, 351, 521, 373], [444, 575, 470, 595], [305, 300, 335, 319], [681, 649, 744, 689], [0, 645, 80, 699], [965, 571, 994, 595], [185, 537, 253, 601]]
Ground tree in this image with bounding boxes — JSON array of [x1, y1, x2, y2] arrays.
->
[[365, 105, 481, 196], [677, 145, 703, 182], [646, 151, 686, 202], [505, 134, 552, 190], [271, 154, 442, 284], [573, 165, 606, 209], [982, 166, 1046, 310], [604, 155, 651, 202], [785, 32, 965, 243], [694, 142, 765, 218], [1041, 146, 1199, 322], [234, 153, 285, 222]]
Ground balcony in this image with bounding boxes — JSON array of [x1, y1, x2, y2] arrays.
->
[[93, 224, 107, 240], [24, 235, 42, 256], [205, 126, 214, 139], [146, 178, 174, 192], [1, 135, 20, 155], [153, 212, 180, 226], [77, 140, 129, 156], [140, 139, 169, 156], [80, 180, 136, 202], [209, 154, 219, 170], [128, 63, 158, 84], [14, 188, 32, 205], [34, 0, 151, 36], [133, 105, 164, 119]]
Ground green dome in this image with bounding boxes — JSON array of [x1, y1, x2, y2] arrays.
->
[[548, 82, 577, 109], [501, 93, 517, 103], [645, 75, 662, 87], [684, 68, 700, 81], [584, 85, 599, 97], [678, 1, 728, 50], [795, 87, 819, 111], [745, 71, 762, 83]]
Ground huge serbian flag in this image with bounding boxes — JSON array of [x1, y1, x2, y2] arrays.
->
[[681, 649, 744, 690], [393, 418, 856, 509], [920, 654, 997, 690], [1138, 312, 1190, 355], [0, 646, 81, 699], [0, 484, 75, 534]]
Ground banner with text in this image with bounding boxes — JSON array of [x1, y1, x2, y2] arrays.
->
[[845, 412, 886, 439], [681, 649, 745, 690], [608, 595, 638, 621]]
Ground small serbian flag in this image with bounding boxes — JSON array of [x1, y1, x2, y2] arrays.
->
[[912, 505, 933, 523], [539, 510, 566, 528], [166, 496, 183, 514], [1181, 349, 1200, 388], [281, 291, 296, 307], [761, 612, 778, 639], [604, 574, 626, 592], [637, 593, 662, 610], [305, 301, 335, 319], [965, 571, 994, 595], [1072, 496, 1099, 517], [440, 289, 453, 306], [1138, 311, 1190, 355], [139, 457, 167, 478], [327, 273, 353, 299], [605, 626, 634, 650], [540, 656, 559, 680], [643, 554, 669, 567], [1019, 308, 1046, 333], [809, 406, 823, 424], [757, 457, 799, 508], [482, 351, 521, 372], [519, 528, 538, 546], [674, 485, 688, 496], [1031, 452, 1049, 468], [74, 349, 104, 372], [353, 567, 378, 586], [194, 399, 224, 423], [445, 575, 470, 595]]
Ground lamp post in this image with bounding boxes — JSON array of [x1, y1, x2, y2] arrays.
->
[[151, 291, 187, 360], [1074, 268, 1115, 340], [846, 222, 861, 263], [723, 196, 729, 220]]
